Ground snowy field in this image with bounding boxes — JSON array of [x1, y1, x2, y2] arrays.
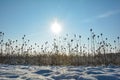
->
[[0, 64, 120, 80]]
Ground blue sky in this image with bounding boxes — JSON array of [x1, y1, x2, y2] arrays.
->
[[0, 0, 120, 45]]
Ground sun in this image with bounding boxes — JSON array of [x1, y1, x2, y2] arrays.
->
[[51, 20, 62, 34]]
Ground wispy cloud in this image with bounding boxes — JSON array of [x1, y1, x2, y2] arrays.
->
[[97, 10, 120, 19], [82, 10, 120, 23]]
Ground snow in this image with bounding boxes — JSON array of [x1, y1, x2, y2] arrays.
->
[[0, 64, 120, 80]]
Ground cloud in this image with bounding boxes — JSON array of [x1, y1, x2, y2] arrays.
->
[[97, 10, 120, 19], [82, 10, 120, 23]]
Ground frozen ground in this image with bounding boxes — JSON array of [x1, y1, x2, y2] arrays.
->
[[0, 64, 120, 80]]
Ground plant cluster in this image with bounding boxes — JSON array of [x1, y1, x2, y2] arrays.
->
[[0, 29, 120, 66]]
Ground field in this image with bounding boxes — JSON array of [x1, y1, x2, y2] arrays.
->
[[0, 30, 120, 80], [0, 64, 120, 80]]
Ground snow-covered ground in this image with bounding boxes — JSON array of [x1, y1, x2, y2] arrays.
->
[[0, 64, 120, 80]]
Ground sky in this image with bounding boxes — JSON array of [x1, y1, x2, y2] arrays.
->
[[0, 0, 120, 45]]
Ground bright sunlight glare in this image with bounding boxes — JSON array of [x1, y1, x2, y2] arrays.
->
[[51, 20, 62, 34]]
